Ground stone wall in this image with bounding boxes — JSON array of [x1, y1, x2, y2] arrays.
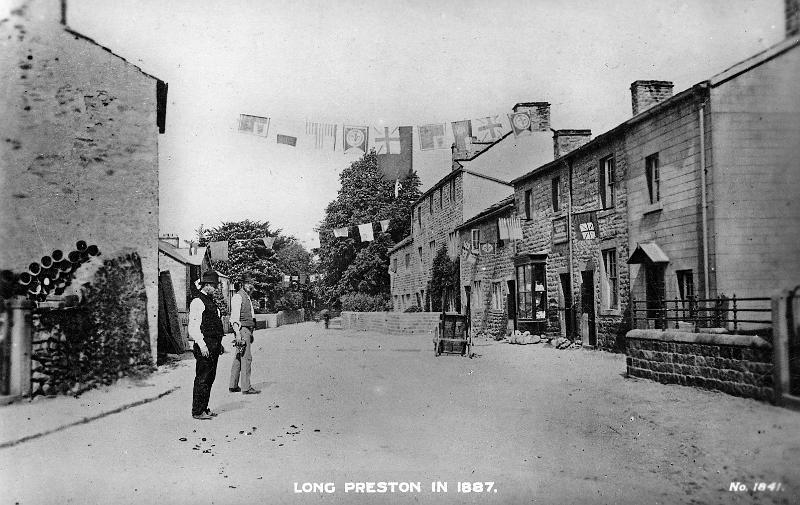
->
[[0, 0, 164, 362], [341, 311, 441, 335], [626, 329, 773, 402], [254, 309, 305, 329], [30, 251, 154, 397]]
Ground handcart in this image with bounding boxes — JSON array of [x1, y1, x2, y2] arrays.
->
[[433, 312, 472, 358]]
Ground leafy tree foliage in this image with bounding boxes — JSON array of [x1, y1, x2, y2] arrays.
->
[[197, 219, 311, 311], [317, 151, 421, 307], [430, 245, 460, 313]]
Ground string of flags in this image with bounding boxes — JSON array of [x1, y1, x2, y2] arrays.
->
[[237, 107, 545, 155], [208, 236, 276, 263], [326, 219, 390, 243]]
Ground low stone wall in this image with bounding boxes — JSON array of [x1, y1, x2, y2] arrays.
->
[[626, 329, 774, 402], [30, 251, 154, 397], [341, 311, 441, 335], [254, 309, 305, 329]]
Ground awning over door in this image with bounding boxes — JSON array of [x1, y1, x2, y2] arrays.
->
[[627, 242, 669, 264]]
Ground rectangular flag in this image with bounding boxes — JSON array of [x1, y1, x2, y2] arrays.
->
[[498, 218, 510, 240], [371, 126, 401, 154], [209, 241, 229, 262], [451, 120, 472, 152], [418, 123, 447, 150], [509, 216, 523, 240], [238, 114, 270, 137], [573, 211, 599, 240], [333, 227, 349, 238], [305, 121, 338, 151], [343, 125, 368, 154], [473, 115, 506, 142], [380, 219, 390, 232], [277, 134, 297, 146], [358, 223, 374, 242], [508, 111, 533, 136]]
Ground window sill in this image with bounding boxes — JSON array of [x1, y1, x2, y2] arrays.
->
[[642, 202, 662, 216], [600, 308, 622, 317], [597, 208, 616, 218]]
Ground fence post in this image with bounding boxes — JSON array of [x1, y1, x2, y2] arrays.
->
[[772, 290, 789, 406], [732, 294, 738, 333], [9, 297, 34, 399], [660, 298, 667, 331]]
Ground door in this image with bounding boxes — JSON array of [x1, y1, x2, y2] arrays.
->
[[581, 271, 596, 346], [560, 273, 574, 338], [506, 280, 517, 331], [645, 264, 666, 329], [464, 286, 472, 332]]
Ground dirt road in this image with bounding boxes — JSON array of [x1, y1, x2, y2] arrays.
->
[[1, 322, 798, 504]]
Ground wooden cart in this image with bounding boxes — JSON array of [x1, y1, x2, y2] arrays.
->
[[433, 312, 472, 358]]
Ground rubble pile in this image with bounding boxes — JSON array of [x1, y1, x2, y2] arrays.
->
[[504, 330, 582, 349]]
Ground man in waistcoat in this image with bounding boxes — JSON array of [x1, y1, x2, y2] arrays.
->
[[189, 271, 224, 420], [229, 276, 260, 394]]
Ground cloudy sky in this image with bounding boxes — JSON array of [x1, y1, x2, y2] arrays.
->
[[55, 0, 786, 249]]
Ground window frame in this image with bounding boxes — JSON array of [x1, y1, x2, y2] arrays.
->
[[491, 281, 503, 310], [600, 155, 616, 209], [601, 248, 619, 309], [516, 262, 547, 320], [471, 229, 480, 251], [524, 189, 532, 219], [551, 176, 561, 211], [404, 253, 410, 268], [646, 153, 660, 204]]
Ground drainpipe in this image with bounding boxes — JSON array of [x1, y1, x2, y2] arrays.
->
[[698, 99, 710, 298], [567, 158, 575, 336]]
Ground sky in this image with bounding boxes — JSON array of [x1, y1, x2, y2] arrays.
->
[[27, 0, 786, 250]]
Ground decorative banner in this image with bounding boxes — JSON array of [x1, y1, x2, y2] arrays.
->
[[283, 274, 291, 283], [371, 126, 401, 154], [277, 134, 297, 146], [333, 227, 349, 238], [573, 211, 599, 240], [451, 120, 472, 152], [498, 218, 510, 240], [358, 223, 374, 242], [552, 217, 568, 244], [472, 115, 505, 142], [480, 242, 495, 253], [418, 123, 447, 151], [508, 216, 523, 240], [305, 121, 338, 151], [343, 125, 368, 154], [262, 236, 275, 249], [299, 274, 307, 284], [209, 241, 228, 262], [238, 114, 270, 137], [380, 219, 390, 232], [508, 111, 533, 136]]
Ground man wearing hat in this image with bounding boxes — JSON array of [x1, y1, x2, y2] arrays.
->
[[229, 275, 260, 394], [188, 270, 225, 420]]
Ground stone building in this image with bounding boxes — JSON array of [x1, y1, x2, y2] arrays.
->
[[0, 0, 167, 362], [455, 196, 516, 336], [389, 103, 554, 312]]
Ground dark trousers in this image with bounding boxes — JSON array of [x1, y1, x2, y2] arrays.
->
[[192, 338, 221, 416]]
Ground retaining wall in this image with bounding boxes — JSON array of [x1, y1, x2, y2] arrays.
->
[[254, 309, 305, 330], [341, 311, 441, 335], [626, 329, 773, 402]]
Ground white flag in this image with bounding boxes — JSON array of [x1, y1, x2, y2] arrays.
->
[[394, 178, 401, 198], [305, 121, 338, 151], [498, 218, 510, 240], [358, 223, 374, 242], [333, 227, 349, 238], [380, 219, 390, 232]]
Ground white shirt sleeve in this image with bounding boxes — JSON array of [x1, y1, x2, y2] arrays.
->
[[230, 293, 242, 330], [188, 298, 205, 347]]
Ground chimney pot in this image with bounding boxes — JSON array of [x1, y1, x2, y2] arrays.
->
[[553, 129, 592, 158], [630, 80, 674, 116]]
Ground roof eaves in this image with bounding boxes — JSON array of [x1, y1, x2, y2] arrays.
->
[[63, 27, 163, 83], [709, 36, 800, 87], [456, 196, 515, 231], [414, 167, 464, 206]]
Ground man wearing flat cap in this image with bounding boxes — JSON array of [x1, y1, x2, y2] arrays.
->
[[188, 270, 224, 420], [229, 275, 260, 394]]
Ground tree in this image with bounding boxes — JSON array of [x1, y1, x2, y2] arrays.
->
[[197, 219, 312, 312], [317, 151, 421, 307], [430, 245, 460, 313]]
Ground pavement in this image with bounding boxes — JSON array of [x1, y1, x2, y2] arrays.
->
[[1, 321, 799, 505]]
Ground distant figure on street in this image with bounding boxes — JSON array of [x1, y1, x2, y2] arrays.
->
[[189, 271, 224, 420], [229, 276, 260, 395], [321, 308, 331, 329]]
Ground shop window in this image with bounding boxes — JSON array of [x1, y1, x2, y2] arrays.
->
[[516, 263, 546, 320], [524, 189, 532, 219]]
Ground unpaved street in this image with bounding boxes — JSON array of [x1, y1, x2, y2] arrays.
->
[[2, 322, 799, 504]]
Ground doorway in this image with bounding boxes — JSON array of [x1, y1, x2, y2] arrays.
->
[[645, 264, 666, 329], [560, 273, 574, 338], [580, 271, 596, 346]]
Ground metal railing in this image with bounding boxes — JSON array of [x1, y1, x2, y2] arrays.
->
[[631, 294, 772, 336]]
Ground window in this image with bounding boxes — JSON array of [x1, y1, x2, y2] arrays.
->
[[439, 188, 443, 209], [677, 270, 694, 301], [601, 248, 619, 309], [450, 178, 456, 202], [472, 281, 482, 308], [495, 219, 504, 248], [551, 177, 561, 211], [417, 246, 423, 265], [516, 263, 546, 320], [600, 156, 616, 209], [417, 206, 421, 228], [471, 229, 480, 251], [429, 195, 434, 214], [524, 189, 532, 219], [646, 153, 660, 204], [404, 253, 410, 268], [429, 240, 435, 258], [392, 258, 397, 272], [491, 282, 503, 310], [448, 232, 456, 257]]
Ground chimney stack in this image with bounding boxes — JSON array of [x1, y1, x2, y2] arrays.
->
[[630, 80, 673, 116], [553, 129, 592, 158], [787, 0, 799, 37], [512, 102, 550, 131]]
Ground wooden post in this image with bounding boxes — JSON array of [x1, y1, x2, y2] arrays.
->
[[772, 290, 789, 406], [9, 297, 34, 398]]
